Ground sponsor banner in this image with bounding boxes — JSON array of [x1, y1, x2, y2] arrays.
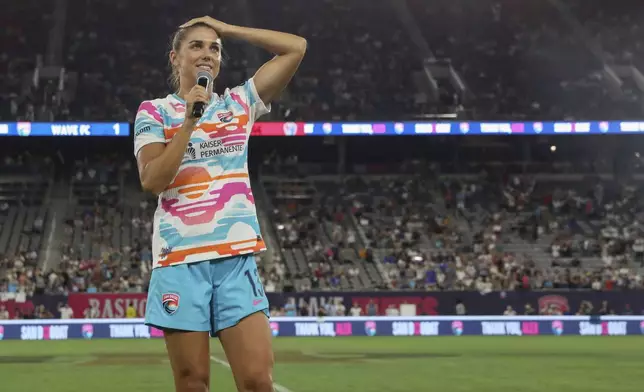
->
[[0, 321, 164, 340], [246, 121, 644, 136], [1, 120, 641, 138], [50, 291, 644, 319], [0, 316, 642, 340], [0, 122, 128, 136], [264, 291, 644, 317], [67, 293, 148, 319]]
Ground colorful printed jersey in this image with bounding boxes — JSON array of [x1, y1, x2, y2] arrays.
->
[[133, 78, 270, 269]]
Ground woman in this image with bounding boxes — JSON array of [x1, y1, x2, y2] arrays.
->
[[133, 16, 306, 392]]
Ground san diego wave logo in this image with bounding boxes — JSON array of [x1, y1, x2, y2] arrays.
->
[[217, 111, 234, 123], [364, 321, 377, 337], [533, 122, 543, 134], [551, 320, 564, 336], [82, 324, 94, 339], [162, 293, 180, 315], [282, 122, 298, 136], [270, 322, 280, 337], [0, 325, 4, 340], [17, 122, 31, 137], [451, 321, 463, 336]]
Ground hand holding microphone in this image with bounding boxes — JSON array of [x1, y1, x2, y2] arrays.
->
[[186, 71, 213, 121]]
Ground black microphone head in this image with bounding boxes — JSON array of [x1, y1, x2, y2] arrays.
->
[[196, 71, 212, 88]]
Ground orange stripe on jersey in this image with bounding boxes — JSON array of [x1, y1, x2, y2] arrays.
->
[[213, 173, 248, 180], [178, 184, 209, 194], [164, 126, 182, 140], [198, 115, 248, 134], [166, 167, 249, 190], [157, 239, 266, 267], [163, 114, 250, 139]]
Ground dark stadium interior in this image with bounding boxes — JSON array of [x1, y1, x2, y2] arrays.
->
[[2, 0, 644, 321], [4, 0, 644, 122], [2, 133, 644, 316], [3, 2, 644, 391]]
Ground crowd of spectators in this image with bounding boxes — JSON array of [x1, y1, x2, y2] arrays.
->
[[408, 0, 644, 120], [253, 0, 425, 121], [365, 175, 643, 291], [2, 165, 644, 320], [0, 0, 55, 121], [269, 184, 357, 292], [3, 0, 644, 321], [3, 0, 644, 121], [260, 166, 644, 295], [0, 237, 151, 298], [2, 147, 644, 303], [566, 0, 644, 67]]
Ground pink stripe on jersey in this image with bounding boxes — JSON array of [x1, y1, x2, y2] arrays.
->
[[137, 101, 163, 123], [231, 92, 250, 114]]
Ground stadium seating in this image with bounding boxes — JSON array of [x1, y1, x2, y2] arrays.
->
[[566, 0, 644, 66], [406, 0, 642, 120], [62, 0, 251, 121], [252, 0, 425, 120], [4, 0, 644, 121], [3, 1, 644, 301], [0, 157, 51, 296], [263, 177, 387, 291], [1, 139, 640, 297], [0, 0, 54, 121]]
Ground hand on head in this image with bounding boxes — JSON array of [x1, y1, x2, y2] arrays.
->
[[180, 16, 230, 37]]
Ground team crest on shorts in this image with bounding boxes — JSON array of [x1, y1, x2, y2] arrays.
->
[[162, 293, 180, 315]]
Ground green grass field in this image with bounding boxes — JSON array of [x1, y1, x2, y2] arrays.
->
[[1, 337, 643, 391]]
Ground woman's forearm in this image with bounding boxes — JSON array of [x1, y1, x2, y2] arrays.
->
[[222, 24, 306, 102], [140, 122, 194, 195], [223, 24, 307, 56]]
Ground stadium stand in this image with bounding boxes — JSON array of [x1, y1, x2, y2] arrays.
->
[[252, 0, 426, 120], [405, 0, 636, 120], [2, 1, 644, 317], [4, 135, 642, 301], [5, 0, 644, 122], [565, 0, 644, 66], [0, 156, 52, 296], [70, 0, 255, 118], [0, 0, 55, 121]]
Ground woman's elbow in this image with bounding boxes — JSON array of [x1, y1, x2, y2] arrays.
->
[[140, 178, 163, 196], [296, 37, 308, 55]]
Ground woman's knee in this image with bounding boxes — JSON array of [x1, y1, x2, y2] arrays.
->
[[175, 365, 210, 392], [163, 330, 211, 392], [240, 355, 274, 392], [239, 369, 274, 392]]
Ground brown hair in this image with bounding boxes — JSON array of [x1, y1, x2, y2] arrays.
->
[[168, 22, 221, 92]]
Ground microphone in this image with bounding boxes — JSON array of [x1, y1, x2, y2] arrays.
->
[[192, 71, 212, 119]]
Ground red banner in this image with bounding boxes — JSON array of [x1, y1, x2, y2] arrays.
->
[[0, 300, 35, 318], [251, 122, 306, 136], [67, 293, 147, 319]]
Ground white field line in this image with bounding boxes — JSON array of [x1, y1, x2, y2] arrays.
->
[[209, 355, 293, 392]]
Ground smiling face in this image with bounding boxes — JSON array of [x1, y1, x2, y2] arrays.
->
[[169, 23, 222, 93]]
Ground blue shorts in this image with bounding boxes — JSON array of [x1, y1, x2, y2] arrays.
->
[[144, 254, 270, 336]]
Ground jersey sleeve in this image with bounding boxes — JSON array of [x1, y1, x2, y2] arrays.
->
[[133, 100, 166, 157], [228, 77, 271, 123]]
